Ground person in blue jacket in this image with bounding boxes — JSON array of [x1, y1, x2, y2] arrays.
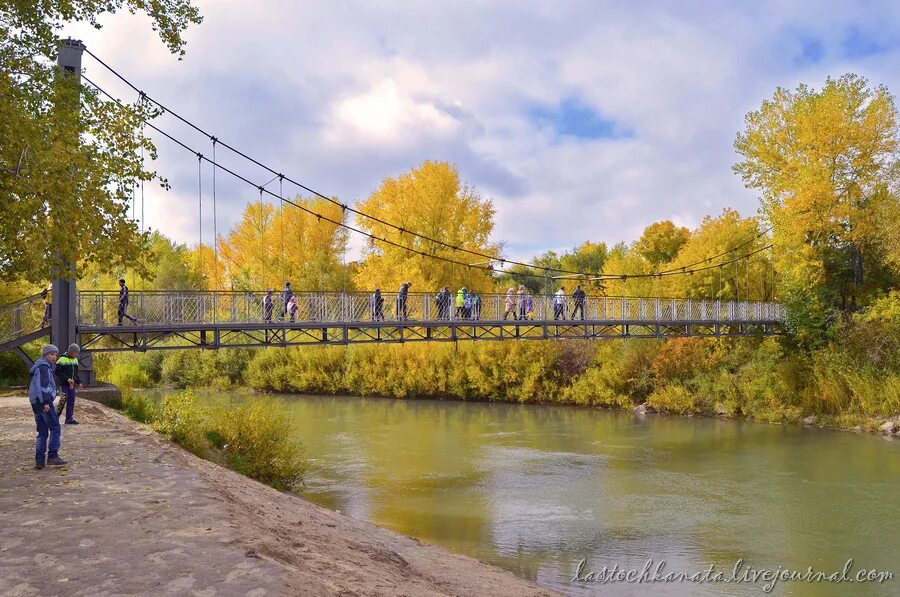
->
[[28, 344, 67, 469]]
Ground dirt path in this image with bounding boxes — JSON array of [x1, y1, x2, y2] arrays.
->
[[0, 396, 559, 596]]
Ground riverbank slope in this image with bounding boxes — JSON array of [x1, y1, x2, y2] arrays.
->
[[0, 396, 558, 596]]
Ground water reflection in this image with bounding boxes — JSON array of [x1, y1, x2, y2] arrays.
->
[[272, 395, 899, 596]]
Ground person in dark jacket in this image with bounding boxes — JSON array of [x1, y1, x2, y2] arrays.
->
[[397, 282, 411, 320], [571, 285, 586, 320], [28, 344, 66, 469], [55, 343, 83, 425], [118, 278, 137, 325], [281, 282, 293, 319], [372, 289, 385, 321], [263, 289, 274, 322], [40, 288, 51, 327], [433, 288, 445, 320]]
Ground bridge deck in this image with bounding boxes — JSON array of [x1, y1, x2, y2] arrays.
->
[[3, 291, 784, 353], [73, 291, 783, 352]]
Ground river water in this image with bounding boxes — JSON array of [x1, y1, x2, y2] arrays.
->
[[176, 392, 897, 596], [283, 395, 900, 596]]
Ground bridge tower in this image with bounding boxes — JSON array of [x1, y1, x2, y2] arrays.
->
[[52, 39, 93, 384]]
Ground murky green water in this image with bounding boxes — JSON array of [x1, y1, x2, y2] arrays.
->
[[288, 396, 900, 596], [170, 392, 900, 595]]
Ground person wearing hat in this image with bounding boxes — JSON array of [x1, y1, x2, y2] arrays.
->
[[55, 344, 83, 425], [28, 344, 67, 469]]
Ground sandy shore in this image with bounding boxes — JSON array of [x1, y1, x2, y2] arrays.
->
[[0, 396, 559, 596]]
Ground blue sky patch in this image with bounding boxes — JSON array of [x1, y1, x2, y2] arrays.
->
[[841, 26, 889, 59], [528, 97, 631, 140]]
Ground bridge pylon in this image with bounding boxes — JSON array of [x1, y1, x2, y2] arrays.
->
[[51, 39, 95, 384]]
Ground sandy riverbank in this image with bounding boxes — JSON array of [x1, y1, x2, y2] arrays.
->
[[0, 396, 559, 596]]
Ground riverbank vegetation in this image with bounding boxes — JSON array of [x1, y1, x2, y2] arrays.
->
[[122, 388, 308, 489], [94, 288, 899, 429]]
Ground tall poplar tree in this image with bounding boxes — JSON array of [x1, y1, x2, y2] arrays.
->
[[734, 74, 900, 344]]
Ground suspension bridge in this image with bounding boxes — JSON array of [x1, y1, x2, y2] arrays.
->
[[2, 289, 783, 353], [0, 40, 786, 379]]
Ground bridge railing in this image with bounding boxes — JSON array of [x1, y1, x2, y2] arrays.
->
[[0, 293, 47, 348], [75, 290, 784, 327]]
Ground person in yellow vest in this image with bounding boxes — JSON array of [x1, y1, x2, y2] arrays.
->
[[55, 344, 83, 425], [40, 287, 52, 327]]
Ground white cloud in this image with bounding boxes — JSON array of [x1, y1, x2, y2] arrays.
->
[[327, 79, 459, 145]]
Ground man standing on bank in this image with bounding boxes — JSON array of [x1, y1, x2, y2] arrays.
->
[[29, 344, 67, 469], [55, 344, 83, 425], [118, 278, 137, 325]]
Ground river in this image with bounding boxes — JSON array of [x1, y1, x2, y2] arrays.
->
[[179, 392, 900, 595], [287, 395, 900, 596]]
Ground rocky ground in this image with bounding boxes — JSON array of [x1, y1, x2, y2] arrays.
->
[[0, 396, 559, 597]]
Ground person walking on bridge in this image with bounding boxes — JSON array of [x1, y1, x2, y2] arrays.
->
[[503, 288, 517, 320], [55, 344, 83, 425], [29, 344, 66, 469], [571, 285, 586, 320], [40, 287, 52, 327], [281, 282, 293, 320], [117, 278, 137, 325], [455, 287, 467, 319], [471, 292, 481, 320], [397, 281, 411, 321], [287, 295, 299, 322], [554, 287, 566, 320], [263, 290, 274, 322], [517, 285, 527, 321], [372, 288, 385, 321]]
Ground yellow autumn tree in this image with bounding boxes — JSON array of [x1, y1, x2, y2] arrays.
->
[[210, 197, 349, 291], [353, 161, 499, 293], [660, 209, 771, 301], [635, 221, 690, 265], [734, 74, 900, 342]]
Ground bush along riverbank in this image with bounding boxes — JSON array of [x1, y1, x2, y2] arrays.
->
[[96, 292, 900, 435], [121, 389, 308, 490]]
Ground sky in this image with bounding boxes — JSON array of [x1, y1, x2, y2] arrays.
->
[[69, 0, 900, 262]]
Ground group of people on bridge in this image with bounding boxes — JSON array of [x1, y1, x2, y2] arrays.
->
[[256, 280, 590, 323]]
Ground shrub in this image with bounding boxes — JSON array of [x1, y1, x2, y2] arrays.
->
[[120, 388, 157, 423], [152, 390, 209, 456], [210, 395, 308, 490], [647, 383, 698, 414], [650, 337, 714, 382], [106, 360, 152, 389]]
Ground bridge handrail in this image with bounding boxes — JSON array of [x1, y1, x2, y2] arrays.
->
[[0, 292, 43, 310], [0, 292, 47, 346], [73, 288, 777, 302], [75, 290, 785, 327]]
